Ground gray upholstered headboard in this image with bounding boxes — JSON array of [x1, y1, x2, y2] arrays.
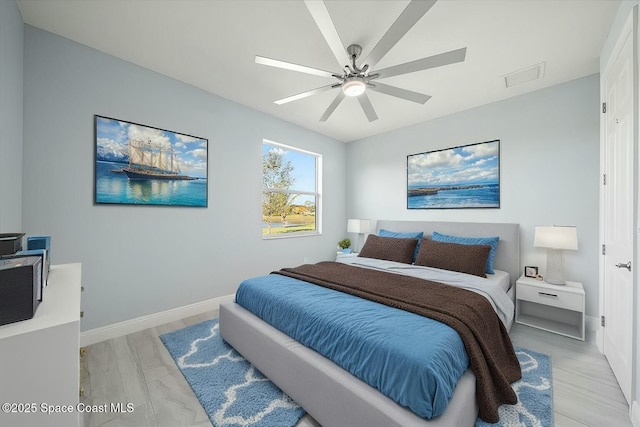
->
[[376, 220, 521, 285]]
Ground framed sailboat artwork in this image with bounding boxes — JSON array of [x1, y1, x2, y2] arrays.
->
[[94, 115, 208, 207]]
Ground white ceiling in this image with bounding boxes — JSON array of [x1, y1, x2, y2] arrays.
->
[[17, 0, 620, 142]]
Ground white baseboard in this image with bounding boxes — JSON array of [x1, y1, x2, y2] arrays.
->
[[632, 400, 640, 427], [80, 294, 235, 347], [585, 315, 599, 333]]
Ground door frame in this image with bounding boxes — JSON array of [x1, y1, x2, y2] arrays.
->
[[598, 5, 638, 410]]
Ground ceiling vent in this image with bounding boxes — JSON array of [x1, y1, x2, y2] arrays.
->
[[503, 62, 545, 88]]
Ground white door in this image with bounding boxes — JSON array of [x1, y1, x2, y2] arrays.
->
[[602, 15, 634, 404]]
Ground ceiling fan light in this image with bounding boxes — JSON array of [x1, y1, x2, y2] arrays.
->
[[342, 77, 366, 97]]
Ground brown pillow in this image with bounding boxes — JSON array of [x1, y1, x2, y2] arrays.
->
[[414, 238, 491, 277], [358, 234, 418, 264]]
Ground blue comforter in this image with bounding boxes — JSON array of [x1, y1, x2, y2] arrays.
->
[[235, 273, 469, 419]]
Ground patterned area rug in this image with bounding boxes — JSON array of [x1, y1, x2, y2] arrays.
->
[[475, 347, 553, 427], [160, 319, 305, 427], [161, 319, 552, 427]]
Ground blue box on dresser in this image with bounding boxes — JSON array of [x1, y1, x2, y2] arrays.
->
[[27, 235, 50, 255], [0, 256, 42, 326], [27, 235, 51, 275]]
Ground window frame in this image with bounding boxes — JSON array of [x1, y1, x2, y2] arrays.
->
[[262, 139, 322, 239]]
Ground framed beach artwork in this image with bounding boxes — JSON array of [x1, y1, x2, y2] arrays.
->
[[407, 139, 500, 209], [94, 115, 208, 207]]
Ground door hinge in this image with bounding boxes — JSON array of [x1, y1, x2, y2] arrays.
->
[[602, 244, 606, 255], [602, 102, 607, 113], [601, 315, 606, 327], [603, 174, 606, 185]]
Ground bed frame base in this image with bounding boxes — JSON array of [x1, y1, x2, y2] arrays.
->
[[220, 302, 478, 427]]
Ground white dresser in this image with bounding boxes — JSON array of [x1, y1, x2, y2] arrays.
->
[[0, 263, 82, 427]]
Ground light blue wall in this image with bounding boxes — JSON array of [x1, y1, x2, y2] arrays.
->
[[0, 0, 23, 231], [14, 10, 602, 332], [346, 75, 600, 318], [22, 25, 347, 331]]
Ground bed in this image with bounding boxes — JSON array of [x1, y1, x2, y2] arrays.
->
[[220, 220, 521, 427]]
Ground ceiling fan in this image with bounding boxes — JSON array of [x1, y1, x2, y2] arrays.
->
[[255, 0, 467, 122]]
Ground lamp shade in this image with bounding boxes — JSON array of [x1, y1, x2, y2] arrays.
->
[[347, 219, 371, 234], [534, 226, 578, 250]]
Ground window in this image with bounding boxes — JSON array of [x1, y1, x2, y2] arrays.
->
[[262, 140, 321, 238]]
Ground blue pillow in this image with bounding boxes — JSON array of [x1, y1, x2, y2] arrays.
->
[[379, 229, 424, 262], [431, 231, 499, 274]]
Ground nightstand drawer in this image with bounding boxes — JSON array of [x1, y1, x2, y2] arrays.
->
[[517, 284, 582, 311]]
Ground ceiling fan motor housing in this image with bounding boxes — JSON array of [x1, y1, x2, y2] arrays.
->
[[347, 44, 362, 60]]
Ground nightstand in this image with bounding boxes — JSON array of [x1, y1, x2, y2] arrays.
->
[[515, 275, 585, 340], [336, 252, 358, 261]]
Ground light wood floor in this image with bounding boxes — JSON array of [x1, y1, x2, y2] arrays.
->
[[80, 311, 632, 427]]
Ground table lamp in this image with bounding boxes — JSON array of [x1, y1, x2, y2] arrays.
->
[[533, 225, 578, 285], [347, 219, 371, 253]]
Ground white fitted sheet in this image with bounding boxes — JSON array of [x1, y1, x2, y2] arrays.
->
[[487, 269, 510, 292], [336, 257, 514, 328]]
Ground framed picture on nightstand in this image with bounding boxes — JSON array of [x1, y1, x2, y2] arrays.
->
[[524, 266, 538, 278]]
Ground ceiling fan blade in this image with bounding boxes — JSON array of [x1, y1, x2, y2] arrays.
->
[[304, 0, 350, 68], [376, 47, 467, 79], [255, 56, 336, 78], [274, 84, 336, 105], [363, 0, 438, 68], [358, 93, 379, 122], [320, 91, 345, 122], [369, 82, 431, 104]]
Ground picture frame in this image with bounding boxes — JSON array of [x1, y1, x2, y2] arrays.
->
[[94, 115, 208, 207], [407, 139, 500, 209], [524, 266, 539, 278]]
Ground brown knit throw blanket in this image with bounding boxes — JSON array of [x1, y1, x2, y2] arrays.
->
[[275, 261, 521, 423]]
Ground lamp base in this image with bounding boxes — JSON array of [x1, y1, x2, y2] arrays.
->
[[545, 249, 566, 285], [354, 233, 364, 253]]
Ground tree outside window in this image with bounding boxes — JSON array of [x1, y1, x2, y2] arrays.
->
[[262, 140, 320, 237]]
